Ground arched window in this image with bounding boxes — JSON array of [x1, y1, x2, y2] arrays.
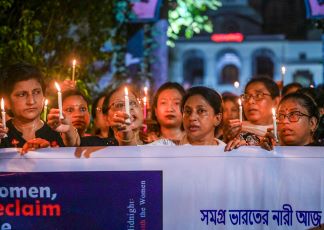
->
[[252, 49, 275, 78], [293, 70, 314, 87], [216, 50, 241, 85], [183, 49, 205, 86], [221, 64, 239, 83]]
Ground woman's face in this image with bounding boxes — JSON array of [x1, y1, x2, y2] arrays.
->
[[155, 88, 182, 129], [183, 95, 221, 143], [243, 82, 278, 125], [108, 89, 143, 129], [277, 99, 317, 146], [8, 79, 44, 122], [223, 100, 239, 123], [63, 95, 90, 135]]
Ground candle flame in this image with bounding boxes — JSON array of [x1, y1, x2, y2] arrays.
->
[[272, 108, 276, 116], [234, 81, 240, 89], [45, 99, 48, 106], [238, 98, 242, 106], [72, 59, 76, 67], [1, 98, 4, 111], [281, 66, 286, 75], [54, 82, 61, 92], [124, 87, 128, 96]]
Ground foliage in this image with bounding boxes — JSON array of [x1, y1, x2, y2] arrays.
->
[[167, 0, 222, 47], [0, 0, 220, 96]]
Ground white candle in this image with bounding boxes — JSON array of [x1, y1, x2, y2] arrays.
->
[[72, 59, 76, 82], [1, 98, 6, 130], [124, 87, 131, 123], [144, 86, 148, 96], [55, 82, 64, 119], [143, 96, 147, 120], [238, 98, 243, 123], [43, 99, 48, 121], [281, 66, 286, 84], [272, 108, 278, 142]]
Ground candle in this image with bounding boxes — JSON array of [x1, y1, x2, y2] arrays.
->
[[143, 96, 147, 119], [43, 99, 48, 121], [238, 98, 243, 123], [72, 59, 76, 82], [281, 66, 286, 84], [55, 82, 64, 119], [1, 98, 6, 130], [124, 87, 131, 123], [272, 108, 278, 142]]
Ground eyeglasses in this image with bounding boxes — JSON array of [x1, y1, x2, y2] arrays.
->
[[108, 100, 138, 111], [183, 108, 209, 118], [277, 111, 311, 123], [241, 92, 272, 102]]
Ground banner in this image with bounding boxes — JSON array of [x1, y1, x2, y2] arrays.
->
[[0, 146, 323, 229]]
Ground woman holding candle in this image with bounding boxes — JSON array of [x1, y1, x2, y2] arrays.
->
[[225, 77, 280, 151], [0, 63, 79, 152], [103, 85, 144, 145], [142, 82, 185, 144], [260, 92, 321, 150], [215, 93, 240, 140]]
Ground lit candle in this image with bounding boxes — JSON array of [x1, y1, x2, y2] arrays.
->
[[43, 99, 48, 121], [272, 108, 278, 142], [1, 98, 6, 130], [124, 87, 131, 123], [143, 96, 147, 120], [281, 66, 286, 84], [54, 82, 64, 119], [144, 86, 148, 96], [238, 98, 243, 123], [72, 59, 76, 82], [234, 81, 239, 89]]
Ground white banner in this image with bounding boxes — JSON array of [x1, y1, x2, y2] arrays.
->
[[0, 146, 323, 229]]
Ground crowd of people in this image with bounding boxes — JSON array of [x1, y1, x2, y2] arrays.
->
[[0, 62, 323, 153]]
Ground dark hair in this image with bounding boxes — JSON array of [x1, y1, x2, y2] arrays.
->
[[282, 82, 302, 96], [91, 93, 107, 119], [279, 92, 320, 126], [2, 62, 46, 97], [55, 89, 90, 108], [182, 86, 223, 114], [245, 77, 279, 98], [151, 82, 186, 122], [296, 87, 318, 102], [102, 84, 138, 115], [222, 93, 239, 105]]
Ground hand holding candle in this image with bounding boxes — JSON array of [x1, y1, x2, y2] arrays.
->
[[1, 98, 6, 130], [124, 87, 131, 124], [54, 82, 64, 119], [272, 108, 278, 142], [238, 98, 243, 123]]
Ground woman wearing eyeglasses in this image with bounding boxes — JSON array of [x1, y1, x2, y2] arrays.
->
[[225, 77, 280, 151], [261, 92, 321, 150], [180, 86, 225, 146], [103, 85, 144, 146]]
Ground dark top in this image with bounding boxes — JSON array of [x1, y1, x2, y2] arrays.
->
[[80, 136, 119, 146], [0, 119, 64, 148]]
